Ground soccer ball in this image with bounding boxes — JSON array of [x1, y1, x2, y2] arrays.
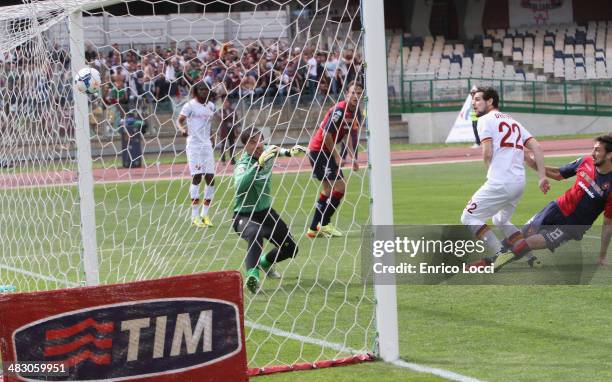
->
[[74, 67, 101, 94]]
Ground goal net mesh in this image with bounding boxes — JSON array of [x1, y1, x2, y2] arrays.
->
[[0, 0, 376, 368]]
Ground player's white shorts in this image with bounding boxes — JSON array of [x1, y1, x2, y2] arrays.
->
[[462, 181, 525, 225], [187, 145, 215, 176]]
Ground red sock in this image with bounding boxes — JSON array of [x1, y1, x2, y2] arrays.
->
[[511, 239, 531, 259]]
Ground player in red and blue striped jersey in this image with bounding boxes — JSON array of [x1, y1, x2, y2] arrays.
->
[[306, 81, 362, 238], [518, 134, 612, 266]]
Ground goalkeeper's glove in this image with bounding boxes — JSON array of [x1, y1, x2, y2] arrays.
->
[[258, 145, 279, 168], [289, 145, 308, 157]]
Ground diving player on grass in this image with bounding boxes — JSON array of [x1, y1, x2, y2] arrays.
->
[[233, 128, 307, 293], [511, 134, 612, 267], [306, 81, 362, 238], [461, 87, 549, 272]]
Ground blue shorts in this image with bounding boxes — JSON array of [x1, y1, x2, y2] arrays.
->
[[522, 202, 586, 251]]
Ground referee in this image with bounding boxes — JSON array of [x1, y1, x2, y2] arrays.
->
[[233, 128, 307, 293]]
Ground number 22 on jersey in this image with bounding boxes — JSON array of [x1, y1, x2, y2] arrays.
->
[[498, 122, 523, 150]]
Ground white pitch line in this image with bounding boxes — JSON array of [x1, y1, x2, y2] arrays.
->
[[392, 359, 485, 382], [0, 264, 80, 287], [245, 320, 361, 354], [245, 320, 484, 382]]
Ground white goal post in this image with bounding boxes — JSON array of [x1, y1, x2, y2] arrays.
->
[[0, 0, 399, 368]]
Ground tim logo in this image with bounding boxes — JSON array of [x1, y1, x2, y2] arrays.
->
[[12, 298, 241, 381]]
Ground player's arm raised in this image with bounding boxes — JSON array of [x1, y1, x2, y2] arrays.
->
[[599, 215, 612, 266], [524, 137, 550, 194]]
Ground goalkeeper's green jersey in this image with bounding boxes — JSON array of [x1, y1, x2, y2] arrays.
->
[[233, 151, 274, 214]]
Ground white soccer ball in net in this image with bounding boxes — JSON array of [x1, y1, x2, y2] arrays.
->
[[74, 67, 101, 94]]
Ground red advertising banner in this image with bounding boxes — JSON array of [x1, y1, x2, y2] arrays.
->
[[0, 271, 247, 382]]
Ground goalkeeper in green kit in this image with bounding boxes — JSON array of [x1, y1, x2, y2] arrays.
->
[[233, 128, 307, 293]]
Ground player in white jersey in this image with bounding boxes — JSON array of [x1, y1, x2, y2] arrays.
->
[[461, 87, 550, 271], [177, 82, 217, 228]]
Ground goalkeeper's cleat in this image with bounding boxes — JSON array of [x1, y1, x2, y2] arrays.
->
[[245, 268, 260, 294], [319, 224, 343, 238], [191, 217, 207, 228], [527, 255, 543, 269], [201, 215, 213, 227], [264, 266, 282, 279], [306, 228, 320, 238], [493, 252, 520, 273]]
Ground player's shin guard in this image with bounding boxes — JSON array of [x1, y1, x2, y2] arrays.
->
[[201, 185, 215, 217], [321, 190, 344, 226], [189, 184, 200, 218], [310, 193, 329, 231]]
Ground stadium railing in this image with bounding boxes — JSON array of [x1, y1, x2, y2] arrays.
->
[[389, 77, 612, 116]]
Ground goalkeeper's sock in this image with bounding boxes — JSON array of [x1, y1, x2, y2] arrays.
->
[[309, 193, 328, 231], [246, 267, 260, 280], [321, 190, 343, 226], [259, 253, 273, 271], [189, 184, 201, 218]]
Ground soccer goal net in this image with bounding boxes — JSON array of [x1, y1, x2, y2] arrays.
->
[[0, 0, 393, 370]]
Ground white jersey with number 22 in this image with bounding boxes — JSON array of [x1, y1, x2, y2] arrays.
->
[[477, 111, 533, 185]]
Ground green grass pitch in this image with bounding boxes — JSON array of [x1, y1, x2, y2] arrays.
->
[[1, 156, 611, 381]]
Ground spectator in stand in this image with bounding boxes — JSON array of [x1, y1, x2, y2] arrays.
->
[[154, 71, 171, 111], [325, 52, 339, 95], [84, 42, 98, 64], [142, 55, 156, 102], [306, 52, 318, 97], [240, 73, 257, 100], [225, 68, 242, 99], [338, 49, 354, 90], [317, 75, 330, 103], [104, 73, 130, 136], [219, 99, 239, 165], [184, 60, 202, 85]]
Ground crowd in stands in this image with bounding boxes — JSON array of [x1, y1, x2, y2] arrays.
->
[[86, 39, 363, 110], [0, 39, 364, 138]]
